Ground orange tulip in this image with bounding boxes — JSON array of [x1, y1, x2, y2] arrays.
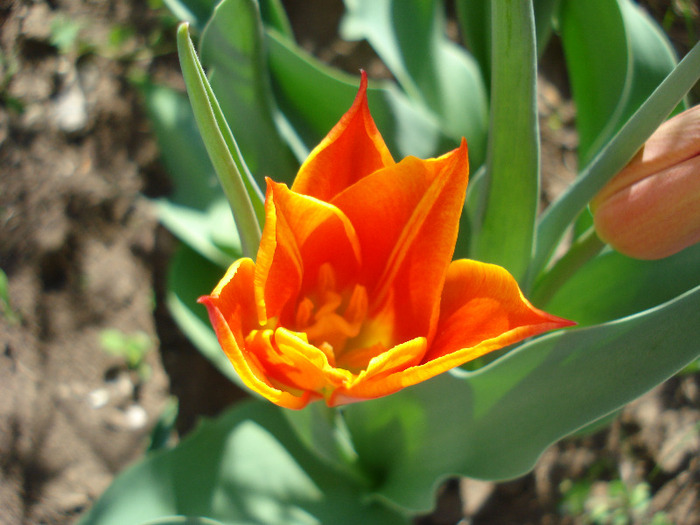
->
[[199, 73, 573, 409], [591, 105, 700, 259]]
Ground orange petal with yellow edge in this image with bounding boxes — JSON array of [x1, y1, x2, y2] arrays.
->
[[291, 72, 394, 201], [198, 259, 311, 409]]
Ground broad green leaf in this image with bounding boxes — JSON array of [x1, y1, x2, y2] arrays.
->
[[340, 0, 488, 168], [282, 402, 365, 484], [343, 283, 700, 511], [79, 401, 408, 525], [456, 0, 560, 88], [163, 0, 218, 31], [541, 243, 700, 327], [471, 0, 539, 282], [142, 82, 238, 267], [258, 0, 293, 39], [265, 29, 447, 160], [559, 0, 627, 165], [177, 22, 263, 259], [455, 0, 489, 86], [528, 41, 700, 290], [560, 0, 680, 166], [166, 243, 241, 386], [200, 0, 298, 186]]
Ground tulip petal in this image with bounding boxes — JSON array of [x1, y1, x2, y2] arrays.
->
[[380, 141, 469, 343], [198, 259, 311, 409], [291, 72, 395, 201], [592, 105, 700, 208], [329, 337, 428, 405], [593, 155, 700, 259], [330, 259, 574, 404], [255, 179, 362, 322], [425, 259, 575, 365]]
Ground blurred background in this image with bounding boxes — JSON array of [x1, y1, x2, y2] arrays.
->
[[1, 1, 699, 523]]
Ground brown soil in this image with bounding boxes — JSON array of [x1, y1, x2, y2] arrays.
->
[[1, 1, 698, 524]]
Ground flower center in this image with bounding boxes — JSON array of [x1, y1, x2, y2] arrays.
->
[[292, 264, 391, 372]]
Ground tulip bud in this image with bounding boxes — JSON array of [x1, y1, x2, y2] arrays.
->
[[590, 105, 700, 260]]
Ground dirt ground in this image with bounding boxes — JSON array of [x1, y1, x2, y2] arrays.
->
[[1, 1, 699, 524]]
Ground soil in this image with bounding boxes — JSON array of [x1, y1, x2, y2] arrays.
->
[[1, 1, 698, 524]]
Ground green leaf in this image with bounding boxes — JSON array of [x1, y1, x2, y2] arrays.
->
[[528, 41, 700, 289], [542, 243, 700, 327], [560, 0, 680, 166], [142, 83, 238, 267], [166, 243, 241, 386], [471, 0, 539, 282], [0, 266, 19, 324], [163, 0, 218, 31], [265, 29, 447, 161], [343, 283, 700, 511], [199, 0, 299, 186], [456, 0, 560, 88], [79, 401, 408, 525], [258, 0, 294, 39], [340, 0, 488, 168], [177, 22, 263, 259]]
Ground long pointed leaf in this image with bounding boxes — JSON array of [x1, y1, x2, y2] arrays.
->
[[177, 22, 263, 259], [471, 0, 539, 281], [200, 0, 298, 186]]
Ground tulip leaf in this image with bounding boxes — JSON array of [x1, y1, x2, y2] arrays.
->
[[560, 0, 680, 167], [340, 0, 488, 168], [166, 243, 242, 387], [257, 0, 294, 39], [163, 0, 218, 31], [79, 401, 409, 525], [142, 82, 240, 267], [177, 22, 263, 259], [343, 283, 700, 511], [541, 243, 700, 327], [528, 40, 700, 290], [471, 0, 539, 282], [265, 29, 447, 161], [456, 0, 560, 88], [199, 0, 299, 186]]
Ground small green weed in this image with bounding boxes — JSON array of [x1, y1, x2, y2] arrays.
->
[[99, 329, 153, 380]]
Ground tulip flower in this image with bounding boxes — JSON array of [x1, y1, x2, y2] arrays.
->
[[199, 73, 573, 409], [591, 105, 700, 260]]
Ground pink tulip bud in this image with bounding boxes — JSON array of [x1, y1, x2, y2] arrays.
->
[[591, 105, 700, 259]]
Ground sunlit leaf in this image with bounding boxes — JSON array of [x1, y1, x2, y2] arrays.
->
[[142, 82, 238, 266], [343, 283, 700, 511], [471, 0, 539, 282], [177, 22, 263, 258], [79, 402, 408, 525], [542, 243, 700, 326], [560, 0, 680, 166], [200, 0, 298, 186]]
